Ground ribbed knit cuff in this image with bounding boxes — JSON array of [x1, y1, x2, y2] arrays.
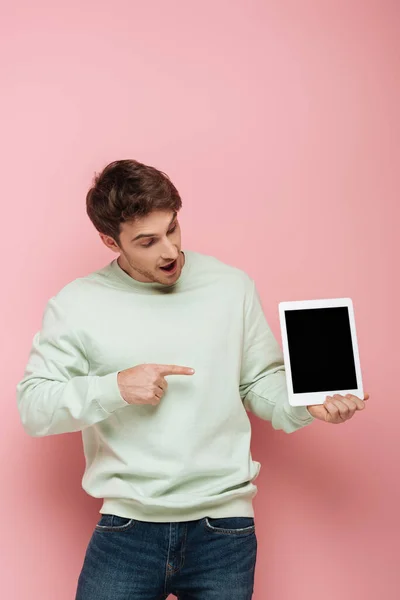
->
[[96, 371, 129, 413], [289, 404, 315, 421]]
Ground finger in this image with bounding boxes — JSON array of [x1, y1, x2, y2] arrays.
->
[[345, 394, 366, 410], [156, 365, 195, 376], [324, 397, 347, 423], [153, 390, 163, 403], [323, 398, 340, 423], [158, 379, 168, 392], [331, 396, 354, 420], [334, 395, 358, 420], [335, 395, 358, 413], [157, 379, 168, 394], [156, 386, 165, 397]]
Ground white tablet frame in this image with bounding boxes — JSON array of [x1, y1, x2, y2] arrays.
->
[[278, 297, 364, 407]]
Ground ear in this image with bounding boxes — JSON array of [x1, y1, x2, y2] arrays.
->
[[99, 233, 120, 253]]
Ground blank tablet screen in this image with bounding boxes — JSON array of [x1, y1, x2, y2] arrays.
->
[[284, 307, 358, 393]]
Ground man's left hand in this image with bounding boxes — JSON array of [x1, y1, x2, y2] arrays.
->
[[307, 393, 369, 424]]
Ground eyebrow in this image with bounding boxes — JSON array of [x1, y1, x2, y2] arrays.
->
[[131, 213, 177, 242]]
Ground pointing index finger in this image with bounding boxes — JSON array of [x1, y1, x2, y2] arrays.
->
[[157, 365, 195, 376]]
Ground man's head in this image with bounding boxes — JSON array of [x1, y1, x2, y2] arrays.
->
[[86, 159, 184, 285]]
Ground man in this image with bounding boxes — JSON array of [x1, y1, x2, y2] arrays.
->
[[16, 159, 369, 600]]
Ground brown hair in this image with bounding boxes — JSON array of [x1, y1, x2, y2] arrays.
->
[[86, 159, 182, 244]]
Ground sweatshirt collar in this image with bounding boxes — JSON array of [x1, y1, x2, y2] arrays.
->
[[109, 250, 192, 293]]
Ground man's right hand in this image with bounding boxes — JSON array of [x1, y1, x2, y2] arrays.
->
[[117, 363, 195, 406]]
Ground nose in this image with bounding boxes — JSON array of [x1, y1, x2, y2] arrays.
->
[[160, 238, 179, 260]]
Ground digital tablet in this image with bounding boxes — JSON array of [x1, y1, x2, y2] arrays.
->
[[278, 298, 364, 407]]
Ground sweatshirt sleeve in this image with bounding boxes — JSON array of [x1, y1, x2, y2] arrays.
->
[[16, 297, 129, 437], [239, 279, 315, 433]]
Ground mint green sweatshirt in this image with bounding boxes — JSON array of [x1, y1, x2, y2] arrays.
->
[[16, 250, 314, 522]]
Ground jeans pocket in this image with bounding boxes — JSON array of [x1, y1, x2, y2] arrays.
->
[[95, 513, 136, 532], [204, 516, 255, 535]]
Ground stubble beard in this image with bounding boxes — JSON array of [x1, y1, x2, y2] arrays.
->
[[122, 249, 183, 285]]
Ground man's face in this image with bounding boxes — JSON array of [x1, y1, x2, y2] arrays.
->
[[101, 210, 184, 285]]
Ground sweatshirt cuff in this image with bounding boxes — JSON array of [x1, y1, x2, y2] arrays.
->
[[96, 371, 129, 413], [288, 404, 315, 422]]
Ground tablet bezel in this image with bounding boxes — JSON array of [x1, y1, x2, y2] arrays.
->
[[278, 297, 364, 407]]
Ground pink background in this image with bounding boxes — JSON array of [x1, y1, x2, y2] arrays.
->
[[3, 1, 398, 598]]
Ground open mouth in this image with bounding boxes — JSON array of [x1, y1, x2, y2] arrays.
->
[[160, 259, 177, 272]]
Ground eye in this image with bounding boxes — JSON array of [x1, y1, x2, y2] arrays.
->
[[141, 224, 177, 248]]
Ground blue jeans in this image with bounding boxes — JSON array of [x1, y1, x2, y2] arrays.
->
[[75, 514, 257, 599]]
